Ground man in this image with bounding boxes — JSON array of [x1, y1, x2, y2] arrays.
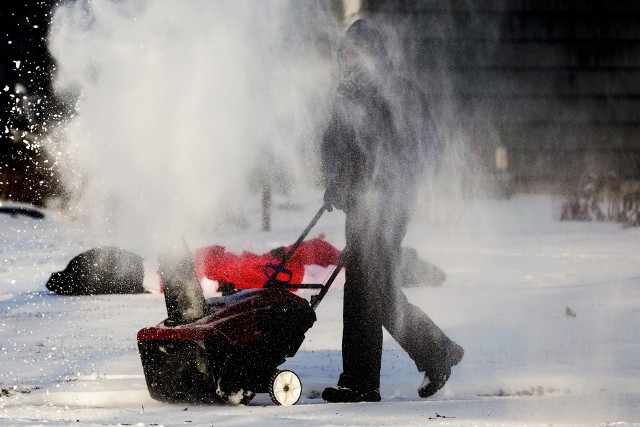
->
[[321, 19, 463, 403]]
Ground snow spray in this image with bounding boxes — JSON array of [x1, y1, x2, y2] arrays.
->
[[46, 0, 338, 252]]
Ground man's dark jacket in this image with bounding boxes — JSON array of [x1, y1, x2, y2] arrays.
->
[[321, 62, 438, 216]]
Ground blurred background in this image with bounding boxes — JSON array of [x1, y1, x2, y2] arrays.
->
[[2, 0, 640, 228]]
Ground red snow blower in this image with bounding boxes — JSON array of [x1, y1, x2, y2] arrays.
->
[[137, 206, 344, 406]]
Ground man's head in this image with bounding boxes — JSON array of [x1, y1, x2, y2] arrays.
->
[[338, 20, 390, 79]]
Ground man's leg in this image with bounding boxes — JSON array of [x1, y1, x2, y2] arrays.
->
[[382, 283, 461, 373], [376, 217, 464, 396], [323, 212, 383, 402]]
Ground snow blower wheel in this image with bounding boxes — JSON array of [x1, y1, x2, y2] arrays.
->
[[269, 370, 302, 406]]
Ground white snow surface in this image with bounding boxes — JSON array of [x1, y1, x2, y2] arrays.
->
[[1, 193, 639, 426]]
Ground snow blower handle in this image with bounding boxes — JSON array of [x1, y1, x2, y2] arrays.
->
[[310, 246, 349, 310], [263, 205, 327, 288], [280, 205, 327, 266]]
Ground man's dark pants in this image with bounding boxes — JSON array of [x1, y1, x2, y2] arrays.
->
[[338, 204, 453, 391]]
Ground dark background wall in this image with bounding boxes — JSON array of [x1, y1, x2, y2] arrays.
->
[[0, 1, 60, 205], [361, 0, 640, 190], [0, 1, 56, 132], [2, 0, 639, 204]]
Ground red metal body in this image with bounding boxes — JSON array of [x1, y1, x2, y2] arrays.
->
[[137, 288, 316, 403]]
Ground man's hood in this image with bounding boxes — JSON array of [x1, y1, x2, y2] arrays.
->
[[339, 19, 392, 74]]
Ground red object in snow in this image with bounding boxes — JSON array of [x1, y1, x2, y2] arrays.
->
[[193, 238, 340, 291]]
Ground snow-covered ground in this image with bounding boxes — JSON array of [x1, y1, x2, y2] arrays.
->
[[1, 194, 639, 426]]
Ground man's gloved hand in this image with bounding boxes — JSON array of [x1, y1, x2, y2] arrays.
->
[[269, 246, 286, 260], [324, 186, 343, 212]]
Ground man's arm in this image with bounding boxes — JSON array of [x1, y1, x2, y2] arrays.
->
[[321, 99, 353, 211]]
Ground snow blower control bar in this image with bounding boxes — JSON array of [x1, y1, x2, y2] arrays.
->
[[309, 248, 347, 310], [262, 204, 348, 311], [263, 206, 327, 290]]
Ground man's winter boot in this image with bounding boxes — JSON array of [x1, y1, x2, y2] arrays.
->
[[418, 340, 464, 398], [322, 386, 381, 403]]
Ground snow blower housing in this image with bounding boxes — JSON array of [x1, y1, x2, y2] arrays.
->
[[137, 207, 342, 405], [137, 287, 316, 405]]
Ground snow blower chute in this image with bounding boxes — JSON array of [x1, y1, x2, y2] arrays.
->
[[137, 206, 344, 406]]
